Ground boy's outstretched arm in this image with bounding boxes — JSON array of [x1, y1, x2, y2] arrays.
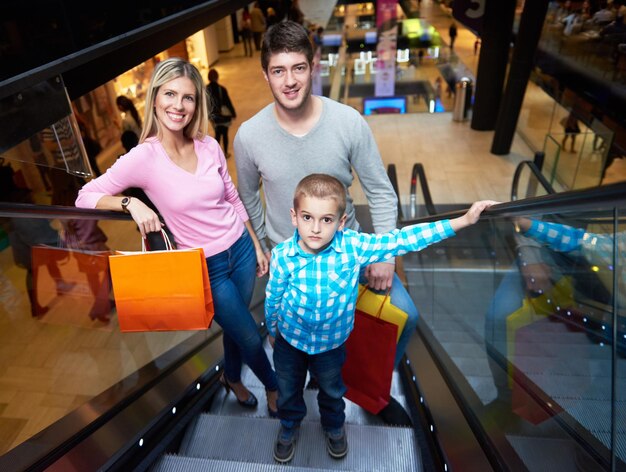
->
[[449, 200, 499, 232]]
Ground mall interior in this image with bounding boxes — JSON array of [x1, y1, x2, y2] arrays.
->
[[0, 0, 625, 470]]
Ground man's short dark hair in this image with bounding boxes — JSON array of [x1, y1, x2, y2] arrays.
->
[[261, 21, 314, 71]]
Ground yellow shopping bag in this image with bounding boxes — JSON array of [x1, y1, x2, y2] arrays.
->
[[356, 284, 408, 342]]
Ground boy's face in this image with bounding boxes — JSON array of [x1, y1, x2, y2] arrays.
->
[[290, 196, 347, 254], [263, 52, 313, 113]]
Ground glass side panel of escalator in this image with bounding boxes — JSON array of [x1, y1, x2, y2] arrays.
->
[[0, 213, 216, 456], [403, 206, 624, 470]]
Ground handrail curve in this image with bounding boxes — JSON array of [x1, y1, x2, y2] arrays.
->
[[511, 160, 555, 201]]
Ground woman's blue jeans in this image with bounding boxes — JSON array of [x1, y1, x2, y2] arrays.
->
[[205, 231, 277, 391]]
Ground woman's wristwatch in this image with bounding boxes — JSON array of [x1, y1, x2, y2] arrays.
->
[[121, 196, 132, 213]]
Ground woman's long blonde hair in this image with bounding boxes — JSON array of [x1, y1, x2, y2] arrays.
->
[[140, 58, 209, 143]]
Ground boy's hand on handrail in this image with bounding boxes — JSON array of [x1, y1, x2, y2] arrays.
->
[[450, 200, 499, 232], [513, 216, 532, 233]]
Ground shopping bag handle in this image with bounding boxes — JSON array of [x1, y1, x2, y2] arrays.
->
[[358, 285, 391, 319], [142, 229, 173, 252]]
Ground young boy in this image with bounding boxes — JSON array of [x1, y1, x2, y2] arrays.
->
[[265, 173, 496, 463]]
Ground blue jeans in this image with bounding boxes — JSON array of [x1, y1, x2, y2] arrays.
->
[[206, 231, 277, 392], [359, 270, 419, 368], [274, 333, 346, 434]]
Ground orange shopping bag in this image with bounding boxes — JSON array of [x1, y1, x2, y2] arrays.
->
[[108, 231, 214, 332]]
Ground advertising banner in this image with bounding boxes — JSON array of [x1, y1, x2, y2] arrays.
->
[[375, 0, 398, 97]]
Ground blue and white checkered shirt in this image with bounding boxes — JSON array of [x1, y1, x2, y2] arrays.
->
[[526, 220, 625, 302], [265, 221, 455, 354], [526, 220, 588, 253]]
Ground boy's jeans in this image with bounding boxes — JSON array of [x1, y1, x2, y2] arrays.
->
[[273, 333, 346, 434]]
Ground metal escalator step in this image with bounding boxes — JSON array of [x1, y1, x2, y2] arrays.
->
[[151, 454, 332, 472], [180, 414, 420, 471], [210, 385, 409, 426], [240, 367, 407, 397]]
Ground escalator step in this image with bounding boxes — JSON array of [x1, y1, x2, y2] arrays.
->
[[151, 454, 330, 472], [209, 385, 409, 427], [238, 358, 408, 398], [179, 414, 420, 471]]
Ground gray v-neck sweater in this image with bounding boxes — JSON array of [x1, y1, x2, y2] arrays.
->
[[234, 96, 397, 252]]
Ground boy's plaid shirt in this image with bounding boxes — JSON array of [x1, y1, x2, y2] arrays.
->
[[265, 221, 455, 354]]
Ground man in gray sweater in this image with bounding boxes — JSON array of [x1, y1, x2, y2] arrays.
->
[[234, 21, 415, 426]]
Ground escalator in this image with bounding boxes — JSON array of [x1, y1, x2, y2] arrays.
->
[[0, 172, 624, 471]]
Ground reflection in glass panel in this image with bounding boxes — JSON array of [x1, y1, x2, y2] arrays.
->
[[409, 207, 621, 469], [517, 77, 557, 157], [0, 214, 214, 454]]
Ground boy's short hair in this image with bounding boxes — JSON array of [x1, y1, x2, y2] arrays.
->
[[261, 21, 314, 71], [293, 174, 347, 216]]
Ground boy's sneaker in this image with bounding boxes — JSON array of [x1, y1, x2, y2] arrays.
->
[[325, 427, 348, 459], [274, 425, 298, 463]]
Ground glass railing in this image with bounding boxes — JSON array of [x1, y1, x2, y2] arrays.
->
[[0, 205, 219, 456], [403, 182, 625, 470], [517, 83, 616, 193]]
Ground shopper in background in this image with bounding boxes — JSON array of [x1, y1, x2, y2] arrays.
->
[[240, 6, 254, 57], [251, 2, 266, 52], [206, 68, 237, 158], [116, 95, 142, 141]]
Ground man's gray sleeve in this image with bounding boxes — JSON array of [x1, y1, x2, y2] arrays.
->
[[350, 114, 398, 234], [234, 129, 270, 253]]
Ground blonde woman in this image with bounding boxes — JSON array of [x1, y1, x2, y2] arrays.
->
[[76, 58, 278, 417]]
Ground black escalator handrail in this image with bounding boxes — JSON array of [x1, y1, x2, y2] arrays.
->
[[410, 163, 436, 216], [0, 201, 132, 221], [387, 164, 404, 221], [511, 160, 555, 201], [399, 180, 626, 226]]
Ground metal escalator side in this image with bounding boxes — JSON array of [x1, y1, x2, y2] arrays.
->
[[0, 202, 428, 472], [3, 178, 626, 471]]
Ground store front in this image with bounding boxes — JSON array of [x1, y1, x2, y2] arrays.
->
[[1, 18, 230, 203]]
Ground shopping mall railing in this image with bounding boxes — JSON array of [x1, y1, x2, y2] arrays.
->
[[0, 203, 228, 470], [400, 180, 626, 470]]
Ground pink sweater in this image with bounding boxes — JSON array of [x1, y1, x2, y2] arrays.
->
[[76, 136, 249, 257]]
